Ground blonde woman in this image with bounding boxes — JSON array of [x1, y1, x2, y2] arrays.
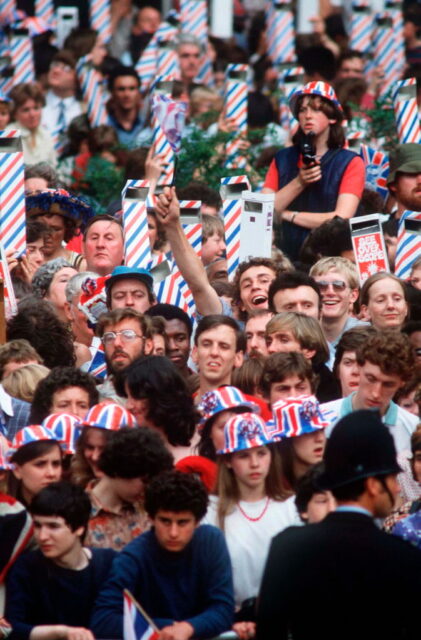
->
[[2, 364, 50, 403]]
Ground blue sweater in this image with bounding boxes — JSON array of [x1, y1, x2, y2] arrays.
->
[[90, 525, 234, 638]]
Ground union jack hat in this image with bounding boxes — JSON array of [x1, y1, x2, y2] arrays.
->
[[80, 403, 137, 430], [217, 412, 273, 455], [198, 386, 259, 432], [267, 395, 329, 440], [11, 425, 58, 451], [41, 413, 82, 455], [0, 434, 12, 470], [289, 81, 343, 117]]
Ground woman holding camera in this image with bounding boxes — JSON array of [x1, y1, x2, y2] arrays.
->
[[263, 82, 365, 261]]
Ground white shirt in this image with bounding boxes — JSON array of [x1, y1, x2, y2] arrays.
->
[[42, 91, 83, 134], [202, 494, 301, 606]]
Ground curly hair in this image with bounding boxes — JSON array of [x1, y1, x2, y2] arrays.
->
[[7, 298, 76, 370], [30, 366, 99, 423], [232, 257, 281, 321], [98, 427, 174, 479], [145, 470, 208, 520], [116, 356, 199, 447], [357, 330, 414, 382]]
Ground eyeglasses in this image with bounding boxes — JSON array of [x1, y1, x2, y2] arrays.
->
[[102, 330, 144, 345], [316, 280, 347, 292], [51, 61, 73, 73]]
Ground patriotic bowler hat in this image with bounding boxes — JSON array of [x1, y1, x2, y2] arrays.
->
[[41, 413, 82, 455], [198, 386, 259, 432], [216, 412, 273, 455], [80, 402, 137, 430], [11, 425, 58, 451], [267, 395, 329, 441], [289, 81, 343, 117]]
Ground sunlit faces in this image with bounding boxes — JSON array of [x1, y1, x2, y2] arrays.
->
[[313, 271, 358, 322], [25, 177, 49, 194], [336, 56, 364, 79], [83, 220, 124, 276], [34, 515, 84, 562], [265, 329, 302, 355], [164, 318, 190, 371], [25, 237, 45, 270], [245, 313, 272, 358], [178, 44, 201, 82], [38, 213, 66, 258], [353, 361, 404, 415], [50, 386, 91, 419], [292, 430, 326, 466], [124, 390, 154, 428], [111, 76, 140, 111], [15, 98, 42, 131], [152, 509, 198, 552], [226, 446, 271, 493], [109, 278, 152, 313], [361, 278, 408, 331], [300, 491, 336, 524], [193, 325, 243, 386], [102, 318, 153, 373], [13, 445, 62, 501], [152, 333, 166, 356], [269, 374, 312, 405], [239, 266, 276, 314], [272, 286, 320, 319], [390, 172, 421, 212], [82, 427, 107, 477], [337, 350, 360, 397], [297, 96, 336, 138], [201, 233, 226, 267], [48, 60, 77, 93], [45, 266, 77, 322]]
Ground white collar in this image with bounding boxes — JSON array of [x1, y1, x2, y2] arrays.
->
[[0, 384, 13, 416]]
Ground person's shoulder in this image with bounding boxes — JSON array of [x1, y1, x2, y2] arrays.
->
[[90, 547, 118, 563], [395, 404, 419, 430], [193, 523, 227, 549]]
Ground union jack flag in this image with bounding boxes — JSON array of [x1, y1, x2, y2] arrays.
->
[[123, 590, 159, 640], [359, 144, 390, 203], [269, 395, 329, 440]]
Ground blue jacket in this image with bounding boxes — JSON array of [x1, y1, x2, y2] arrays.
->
[[90, 525, 235, 639]]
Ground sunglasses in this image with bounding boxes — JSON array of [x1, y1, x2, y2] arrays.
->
[[317, 280, 347, 292]]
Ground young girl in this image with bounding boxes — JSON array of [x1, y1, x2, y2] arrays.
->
[[268, 395, 329, 491], [8, 426, 63, 506], [202, 412, 298, 631], [70, 403, 136, 488]]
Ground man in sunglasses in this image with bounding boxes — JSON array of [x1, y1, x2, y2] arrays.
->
[[96, 308, 153, 402], [310, 256, 366, 369]]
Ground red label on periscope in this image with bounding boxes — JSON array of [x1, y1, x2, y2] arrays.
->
[[353, 233, 388, 283]]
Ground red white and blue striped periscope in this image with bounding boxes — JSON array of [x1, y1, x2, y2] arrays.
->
[[136, 21, 179, 92], [0, 55, 13, 96], [0, 129, 25, 257], [179, 0, 212, 86], [123, 590, 159, 640], [277, 66, 304, 135], [151, 114, 175, 186], [388, 0, 406, 79], [224, 64, 249, 170], [156, 36, 180, 79], [0, 239, 17, 318], [34, 0, 54, 28], [89, 0, 111, 44], [393, 78, 421, 144], [372, 13, 399, 99], [359, 144, 390, 204], [10, 29, 34, 84], [122, 179, 152, 270], [154, 272, 188, 312], [0, 0, 16, 22], [395, 211, 421, 280], [220, 175, 251, 279], [349, 1, 372, 55], [266, 0, 296, 66], [76, 55, 110, 128]]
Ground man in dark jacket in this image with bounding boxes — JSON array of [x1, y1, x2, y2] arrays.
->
[[257, 410, 421, 640]]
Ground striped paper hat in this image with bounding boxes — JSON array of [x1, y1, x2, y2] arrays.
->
[[11, 425, 58, 451], [217, 412, 273, 455], [289, 81, 343, 116], [80, 403, 137, 430], [41, 413, 81, 455], [198, 386, 259, 432], [267, 395, 329, 440]]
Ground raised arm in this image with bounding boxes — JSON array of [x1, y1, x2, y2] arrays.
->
[[155, 187, 223, 316]]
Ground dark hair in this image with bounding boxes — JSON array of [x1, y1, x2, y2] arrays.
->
[[10, 83, 45, 115], [7, 298, 76, 370], [96, 307, 152, 339], [268, 272, 321, 311], [261, 352, 316, 398], [146, 303, 192, 337], [26, 219, 49, 244], [0, 339, 42, 379], [231, 357, 265, 395], [88, 125, 119, 154], [356, 331, 414, 382], [194, 314, 242, 351], [30, 366, 99, 423], [403, 320, 421, 337], [98, 427, 173, 479], [337, 49, 364, 69], [331, 477, 367, 501], [108, 65, 140, 92], [145, 470, 208, 521], [29, 481, 91, 534], [82, 214, 123, 241], [11, 439, 61, 466], [232, 257, 279, 320], [176, 181, 222, 211], [333, 326, 376, 381], [292, 94, 344, 148], [299, 217, 353, 265], [116, 356, 199, 447], [64, 27, 98, 60], [295, 463, 326, 515], [298, 45, 336, 81], [197, 406, 250, 461], [382, 217, 399, 238], [51, 48, 77, 70]]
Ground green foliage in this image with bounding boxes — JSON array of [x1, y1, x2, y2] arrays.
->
[[78, 156, 125, 214]]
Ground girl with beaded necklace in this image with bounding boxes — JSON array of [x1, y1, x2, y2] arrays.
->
[[202, 412, 299, 635]]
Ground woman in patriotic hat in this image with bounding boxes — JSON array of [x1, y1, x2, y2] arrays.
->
[[263, 81, 365, 261], [202, 412, 299, 632], [70, 403, 136, 488], [268, 395, 329, 491], [7, 426, 63, 506]]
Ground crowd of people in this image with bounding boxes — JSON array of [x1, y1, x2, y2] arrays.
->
[[1, 0, 421, 639]]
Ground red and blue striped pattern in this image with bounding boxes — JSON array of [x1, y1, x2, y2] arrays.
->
[[89, 0, 111, 43], [34, 0, 54, 28], [12, 425, 56, 450], [198, 385, 259, 430], [87, 343, 107, 379], [81, 403, 137, 430], [266, 0, 295, 64], [77, 55, 110, 127], [217, 412, 272, 455], [224, 64, 248, 169], [0, 129, 25, 257], [10, 31, 34, 84], [393, 78, 421, 144], [349, 1, 372, 54], [41, 413, 81, 455], [220, 175, 251, 277], [359, 144, 389, 203], [180, 0, 207, 43], [373, 13, 399, 99], [0, 0, 16, 22], [395, 210, 421, 279], [268, 395, 329, 440], [122, 179, 151, 269]]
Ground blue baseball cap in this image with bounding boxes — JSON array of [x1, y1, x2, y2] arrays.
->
[[106, 266, 154, 292]]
